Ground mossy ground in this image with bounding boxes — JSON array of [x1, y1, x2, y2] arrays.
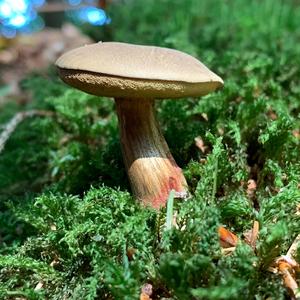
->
[[0, 0, 300, 299]]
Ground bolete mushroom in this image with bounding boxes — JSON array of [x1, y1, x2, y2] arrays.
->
[[55, 42, 223, 209]]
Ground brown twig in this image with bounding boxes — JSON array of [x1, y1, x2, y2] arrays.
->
[[273, 234, 300, 299], [243, 220, 259, 251], [0, 110, 54, 154], [276, 258, 300, 300], [250, 220, 259, 250], [286, 234, 300, 260]]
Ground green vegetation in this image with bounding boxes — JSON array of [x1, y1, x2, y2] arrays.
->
[[0, 0, 300, 299]]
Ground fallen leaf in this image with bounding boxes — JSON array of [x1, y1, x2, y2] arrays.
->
[[267, 109, 277, 120], [126, 247, 136, 261], [276, 258, 299, 299], [218, 127, 224, 135], [221, 246, 236, 255], [140, 283, 153, 300], [50, 224, 57, 231], [194, 136, 207, 153], [201, 113, 208, 121], [50, 258, 59, 267], [247, 179, 257, 198], [292, 130, 299, 139], [244, 221, 259, 250], [34, 281, 43, 291], [268, 235, 300, 299], [218, 226, 238, 248]]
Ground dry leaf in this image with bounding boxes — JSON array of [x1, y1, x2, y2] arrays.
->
[[34, 281, 44, 291], [247, 179, 257, 198], [50, 259, 59, 267], [140, 294, 151, 300], [218, 226, 238, 248], [267, 109, 277, 120], [244, 221, 259, 250], [221, 247, 236, 255], [276, 258, 299, 299], [218, 127, 224, 135], [194, 136, 207, 153], [140, 283, 153, 300], [126, 248, 136, 261], [201, 113, 208, 121], [269, 235, 300, 299], [50, 224, 57, 231], [292, 130, 299, 139]]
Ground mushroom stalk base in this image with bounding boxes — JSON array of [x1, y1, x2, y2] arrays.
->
[[115, 98, 188, 209]]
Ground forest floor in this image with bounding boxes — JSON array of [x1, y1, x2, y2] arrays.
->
[[0, 0, 300, 299]]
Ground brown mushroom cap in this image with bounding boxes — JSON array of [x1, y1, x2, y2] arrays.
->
[[55, 42, 223, 99]]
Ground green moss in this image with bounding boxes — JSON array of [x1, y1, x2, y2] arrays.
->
[[0, 0, 300, 298]]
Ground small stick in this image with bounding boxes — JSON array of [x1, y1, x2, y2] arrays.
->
[[277, 259, 300, 300], [250, 220, 259, 250], [286, 233, 300, 260], [275, 234, 300, 299], [0, 110, 54, 154]]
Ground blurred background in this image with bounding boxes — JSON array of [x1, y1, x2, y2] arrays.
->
[[0, 0, 110, 38], [0, 0, 112, 96]]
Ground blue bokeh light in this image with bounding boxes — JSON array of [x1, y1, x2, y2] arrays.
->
[[0, 0, 110, 38], [0, 0, 44, 38], [10, 0, 27, 13], [81, 7, 107, 25], [71, 6, 110, 26], [0, 2, 12, 18], [7, 14, 27, 27], [1, 26, 17, 39]]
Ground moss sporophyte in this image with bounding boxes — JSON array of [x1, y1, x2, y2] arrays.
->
[[55, 42, 223, 208]]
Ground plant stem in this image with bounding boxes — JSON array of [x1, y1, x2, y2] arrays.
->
[[166, 189, 175, 230]]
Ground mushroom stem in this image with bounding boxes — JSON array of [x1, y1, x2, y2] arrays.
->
[[115, 98, 188, 209]]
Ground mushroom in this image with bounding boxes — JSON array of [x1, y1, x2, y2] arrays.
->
[[55, 42, 223, 209]]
